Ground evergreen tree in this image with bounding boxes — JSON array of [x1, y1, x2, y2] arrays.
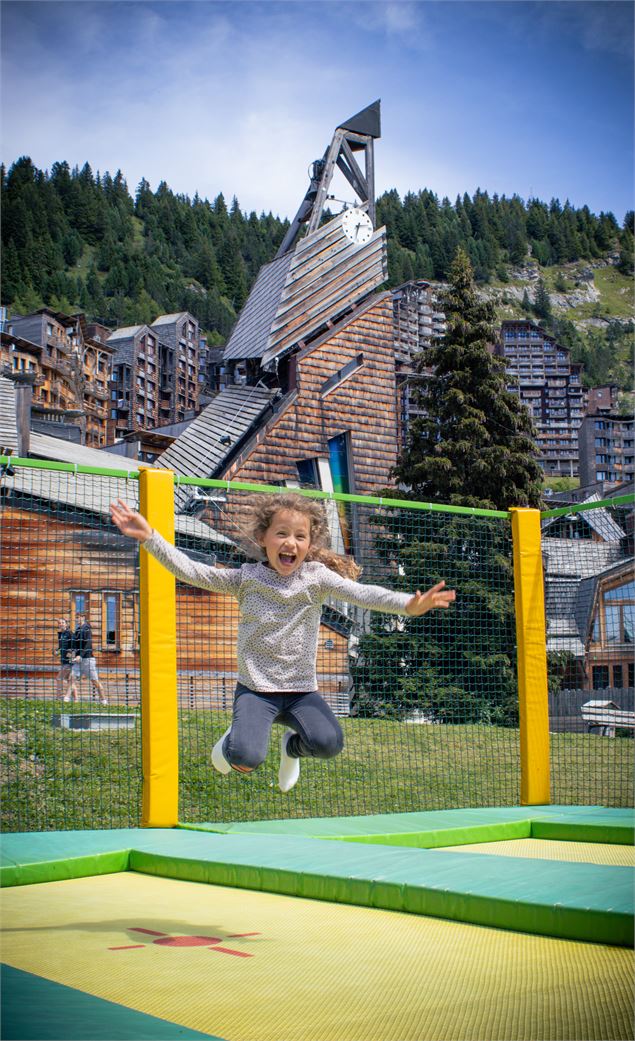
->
[[533, 278, 552, 321], [0, 153, 629, 363], [393, 247, 543, 511], [0, 239, 23, 303], [353, 248, 542, 726]]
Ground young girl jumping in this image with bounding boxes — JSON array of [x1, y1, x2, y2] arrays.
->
[[110, 492, 455, 792]]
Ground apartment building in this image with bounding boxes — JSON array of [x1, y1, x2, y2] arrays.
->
[[106, 324, 161, 441], [1, 308, 112, 447], [496, 320, 585, 477], [150, 313, 200, 425], [392, 280, 446, 449], [578, 412, 635, 487], [586, 385, 619, 416]]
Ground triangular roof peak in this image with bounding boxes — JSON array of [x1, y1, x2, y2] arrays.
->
[[338, 99, 381, 138]]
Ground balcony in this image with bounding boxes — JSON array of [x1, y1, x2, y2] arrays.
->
[[45, 357, 72, 378], [85, 381, 108, 401], [47, 336, 71, 355]]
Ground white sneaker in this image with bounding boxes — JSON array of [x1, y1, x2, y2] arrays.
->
[[100, 698, 108, 706], [63, 695, 71, 703], [278, 730, 300, 793], [211, 727, 232, 775]]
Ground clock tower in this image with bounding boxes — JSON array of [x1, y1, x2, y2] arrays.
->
[[276, 99, 381, 258]]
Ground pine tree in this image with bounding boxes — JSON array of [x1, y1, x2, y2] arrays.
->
[[393, 247, 543, 511], [353, 248, 543, 726], [533, 278, 552, 321]]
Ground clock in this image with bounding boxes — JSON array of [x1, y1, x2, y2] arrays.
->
[[341, 207, 373, 245]]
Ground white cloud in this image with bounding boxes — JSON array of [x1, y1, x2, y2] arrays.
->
[[1, 0, 632, 219]]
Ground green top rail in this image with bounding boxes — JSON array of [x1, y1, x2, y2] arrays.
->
[[541, 494, 634, 519], [0, 455, 510, 518]]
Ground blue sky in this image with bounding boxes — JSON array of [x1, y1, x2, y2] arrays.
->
[[1, 1, 633, 222]]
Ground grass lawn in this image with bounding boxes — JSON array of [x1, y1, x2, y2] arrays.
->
[[591, 266, 634, 318], [2, 699, 632, 832]]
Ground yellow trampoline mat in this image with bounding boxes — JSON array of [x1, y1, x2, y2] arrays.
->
[[1, 872, 633, 1041], [438, 838, 635, 865]]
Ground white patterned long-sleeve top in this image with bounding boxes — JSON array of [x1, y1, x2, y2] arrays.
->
[[143, 530, 411, 692]]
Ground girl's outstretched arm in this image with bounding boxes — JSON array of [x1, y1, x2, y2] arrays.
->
[[110, 499, 152, 542], [109, 499, 241, 595], [405, 581, 456, 616]]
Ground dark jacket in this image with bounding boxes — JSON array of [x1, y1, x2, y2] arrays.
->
[[57, 628, 73, 665], [72, 622, 94, 659]]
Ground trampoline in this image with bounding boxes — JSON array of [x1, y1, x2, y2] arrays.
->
[[2, 805, 633, 1041]]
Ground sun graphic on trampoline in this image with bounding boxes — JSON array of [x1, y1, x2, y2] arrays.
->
[[108, 926, 260, 957]]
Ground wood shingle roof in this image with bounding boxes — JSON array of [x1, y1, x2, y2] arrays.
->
[[261, 213, 387, 368], [155, 383, 278, 479], [222, 253, 294, 361]]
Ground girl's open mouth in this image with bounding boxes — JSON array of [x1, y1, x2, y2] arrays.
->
[[279, 553, 296, 566]]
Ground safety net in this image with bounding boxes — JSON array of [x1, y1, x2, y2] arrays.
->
[[2, 460, 632, 832], [542, 494, 634, 807], [174, 479, 520, 823], [0, 460, 143, 831]]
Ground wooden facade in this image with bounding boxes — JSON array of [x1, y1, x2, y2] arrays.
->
[[2, 309, 113, 448], [150, 312, 200, 425], [107, 313, 201, 442], [583, 561, 634, 692], [222, 294, 398, 493], [0, 503, 349, 708]]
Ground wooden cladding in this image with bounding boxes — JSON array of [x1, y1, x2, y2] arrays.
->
[[224, 296, 399, 495], [0, 506, 349, 697], [262, 214, 388, 368]]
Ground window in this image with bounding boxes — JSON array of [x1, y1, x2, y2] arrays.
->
[[604, 581, 634, 644], [629, 664, 634, 688], [613, 665, 623, 688], [102, 593, 120, 650], [320, 354, 364, 397], [592, 666, 609, 689], [70, 593, 87, 626], [296, 458, 320, 489], [328, 433, 354, 554]]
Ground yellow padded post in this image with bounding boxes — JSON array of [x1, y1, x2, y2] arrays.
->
[[511, 507, 550, 805], [138, 468, 179, 827]]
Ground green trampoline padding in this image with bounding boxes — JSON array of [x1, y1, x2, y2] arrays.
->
[[183, 805, 635, 846], [0, 964, 224, 1041], [0, 829, 173, 889], [1, 809, 632, 947]]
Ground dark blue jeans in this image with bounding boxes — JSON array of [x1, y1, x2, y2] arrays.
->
[[223, 683, 344, 770]]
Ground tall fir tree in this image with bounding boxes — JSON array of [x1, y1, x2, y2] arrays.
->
[[533, 278, 552, 321], [393, 246, 543, 511], [353, 248, 543, 726]]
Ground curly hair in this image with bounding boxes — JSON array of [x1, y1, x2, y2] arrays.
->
[[248, 492, 361, 579]]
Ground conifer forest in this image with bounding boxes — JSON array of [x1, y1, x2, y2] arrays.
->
[[1, 157, 633, 390]]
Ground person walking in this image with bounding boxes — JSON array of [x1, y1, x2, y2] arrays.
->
[[72, 612, 108, 705], [56, 618, 78, 702]]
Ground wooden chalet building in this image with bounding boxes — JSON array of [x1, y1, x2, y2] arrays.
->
[[542, 496, 634, 692], [0, 374, 349, 707], [0, 103, 402, 712], [1, 308, 113, 448]]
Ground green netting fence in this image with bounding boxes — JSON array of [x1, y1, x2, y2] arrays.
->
[[1, 461, 143, 831], [542, 494, 634, 807], [1, 457, 632, 832], [173, 480, 519, 824]]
